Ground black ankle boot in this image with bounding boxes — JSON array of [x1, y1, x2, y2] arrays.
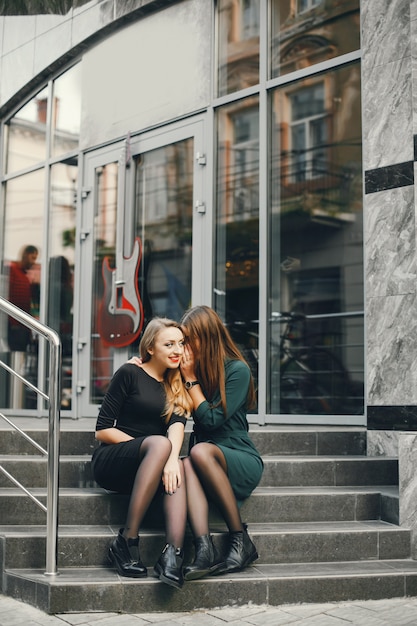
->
[[154, 543, 184, 589], [214, 526, 258, 575], [184, 534, 226, 580], [108, 529, 147, 578]]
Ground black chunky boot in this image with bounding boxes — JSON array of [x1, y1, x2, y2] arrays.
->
[[154, 543, 184, 589], [214, 526, 258, 575], [108, 528, 147, 578], [183, 534, 226, 581]]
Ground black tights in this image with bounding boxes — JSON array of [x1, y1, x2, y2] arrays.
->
[[123, 436, 186, 548], [183, 442, 243, 537]]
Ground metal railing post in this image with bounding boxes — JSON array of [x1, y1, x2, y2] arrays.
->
[[45, 336, 61, 575], [0, 296, 62, 576]]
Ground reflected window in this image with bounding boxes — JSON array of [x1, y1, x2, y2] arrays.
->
[[217, 0, 260, 96], [215, 97, 259, 407], [52, 64, 81, 158], [5, 87, 48, 174], [298, 0, 321, 13], [269, 63, 364, 415], [270, 0, 360, 79], [289, 83, 327, 182]]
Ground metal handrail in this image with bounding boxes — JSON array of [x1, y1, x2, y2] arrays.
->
[[0, 296, 61, 576]]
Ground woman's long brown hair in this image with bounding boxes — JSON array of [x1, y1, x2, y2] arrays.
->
[[180, 305, 256, 417], [139, 317, 193, 422]]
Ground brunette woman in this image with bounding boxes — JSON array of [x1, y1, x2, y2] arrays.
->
[[91, 318, 192, 589], [179, 305, 263, 580]]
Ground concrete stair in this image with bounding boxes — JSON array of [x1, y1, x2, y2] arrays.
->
[[1, 421, 417, 613]]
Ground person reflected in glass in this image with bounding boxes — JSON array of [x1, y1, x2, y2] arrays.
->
[[91, 318, 192, 589], [7, 244, 39, 351], [179, 305, 264, 580]]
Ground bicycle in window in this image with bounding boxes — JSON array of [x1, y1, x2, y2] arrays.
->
[[271, 311, 353, 415], [228, 312, 355, 415]]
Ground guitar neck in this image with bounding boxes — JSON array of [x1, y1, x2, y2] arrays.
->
[[115, 136, 131, 283]]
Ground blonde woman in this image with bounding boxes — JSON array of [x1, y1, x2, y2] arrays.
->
[[91, 318, 192, 589]]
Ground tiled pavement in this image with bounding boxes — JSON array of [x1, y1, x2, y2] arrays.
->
[[2, 595, 417, 626]]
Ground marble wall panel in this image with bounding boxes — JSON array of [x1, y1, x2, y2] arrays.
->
[[33, 21, 72, 78], [399, 433, 417, 556], [0, 41, 36, 107], [411, 17, 417, 135], [71, 1, 114, 48], [362, 55, 413, 170], [0, 0, 177, 110], [365, 186, 416, 297], [412, 0, 417, 22], [34, 13, 70, 38], [361, 0, 410, 74], [1, 16, 36, 55], [367, 430, 399, 456], [366, 293, 417, 405]]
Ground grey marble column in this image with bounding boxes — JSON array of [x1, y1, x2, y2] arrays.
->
[[362, 0, 417, 409], [399, 433, 417, 557]]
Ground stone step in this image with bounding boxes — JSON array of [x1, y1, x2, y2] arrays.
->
[[0, 422, 367, 457], [0, 485, 398, 525], [0, 521, 411, 569], [5, 559, 417, 614], [0, 455, 398, 489]]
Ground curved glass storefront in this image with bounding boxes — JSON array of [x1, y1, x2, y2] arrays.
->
[[0, 0, 363, 423]]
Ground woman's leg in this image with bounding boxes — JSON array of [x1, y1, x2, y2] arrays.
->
[[108, 435, 171, 578], [182, 453, 225, 580], [163, 458, 187, 546], [154, 459, 188, 589], [188, 442, 242, 532], [187, 443, 258, 575], [183, 455, 211, 537], [124, 435, 172, 538]]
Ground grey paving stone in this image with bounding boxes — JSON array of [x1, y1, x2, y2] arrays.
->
[[243, 608, 300, 625], [130, 614, 189, 623], [54, 614, 123, 625], [326, 605, 392, 624], [207, 605, 271, 622], [3, 595, 417, 626]]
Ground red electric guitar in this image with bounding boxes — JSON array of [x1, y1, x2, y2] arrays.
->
[[98, 135, 144, 347]]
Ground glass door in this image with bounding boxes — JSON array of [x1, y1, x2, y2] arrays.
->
[[76, 118, 208, 416]]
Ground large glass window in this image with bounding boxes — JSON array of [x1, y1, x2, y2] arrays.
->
[[5, 87, 48, 174], [270, 0, 360, 79], [217, 0, 260, 96], [51, 64, 82, 158], [133, 139, 193, 325], [1, 64, 81, 413], [1, 172, 44, 409], [214, 96, 259, 405], [269, 62, 363, 415]]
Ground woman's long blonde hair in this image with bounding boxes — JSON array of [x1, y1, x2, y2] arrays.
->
[[139, 317, 192, 422], [180, 305, 256, 417]]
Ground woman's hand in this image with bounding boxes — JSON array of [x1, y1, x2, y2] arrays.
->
[[127, 356, 142, 367], [162, 456, 182, 494], [180, 344, 196, 381]]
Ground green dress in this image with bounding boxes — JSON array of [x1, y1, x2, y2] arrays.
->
[[192, 359, 264, 503]]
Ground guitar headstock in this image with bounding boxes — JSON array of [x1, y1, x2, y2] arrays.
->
[[119, 131, 132, 168]]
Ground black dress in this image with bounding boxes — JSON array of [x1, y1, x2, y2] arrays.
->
[[91, 363, 186, 494]]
